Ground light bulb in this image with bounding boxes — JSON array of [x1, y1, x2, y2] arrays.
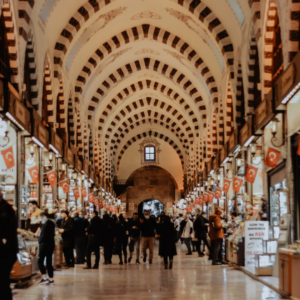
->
[[250, 143, 257, 155]]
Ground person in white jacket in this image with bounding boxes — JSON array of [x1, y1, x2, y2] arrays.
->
[[180, 214, 193, 255]]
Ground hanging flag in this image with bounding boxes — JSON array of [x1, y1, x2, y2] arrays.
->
[[245, 165, 259, 184], [195, 197, 201, 205], [99, 202, 103, 209], [81, 188, 87, 198], [233, 177, 243, 193], [2, 146, 15, 169], [47, 170, 57, 186], [297, 135, 300, 156], [28, 166, 39, 184], [215, 188, 222, 200], [94, 198, 99, 206], [88, 193, 94, 203], [72, 187, 80, 199], [208, 192, 214, 203], [223, 179, 231, 193], [199, 197, 203, 205], [103, 201, 106, 208], [203, 193, 209, 203], [59, 179, 69, 193], [265, 147, 280, 168]]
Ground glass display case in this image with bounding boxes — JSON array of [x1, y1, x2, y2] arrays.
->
[[262, 240, 278, 254], [255, 254, 276, 276]]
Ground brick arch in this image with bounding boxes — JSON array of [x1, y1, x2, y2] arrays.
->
[[1, 2, 19, 86], [87, 58, 206, 122], [289, 0, 300, 61], [248, 0, 261, 38], [105, 112, 192, 151], [42, 60, 54, 127], [76, 108, 83, 157], [100, 96, 197, 140], [115, 130, 185, 170], [75, 24, 218, 101], [212, 111, 218, 154], [24, 33, 38, 109], [225, 79, 234, 143], [236, 62, 245, 128], [98, 80, 201, 130], [18, 0, 36, 41], [56, 80, 66, 140], [53, 0, 234, 79]]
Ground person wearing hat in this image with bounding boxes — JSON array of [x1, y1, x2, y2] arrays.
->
[[208, 207, 225, 265], [0, 189, 18, 300], [36, 209, 55, 285]]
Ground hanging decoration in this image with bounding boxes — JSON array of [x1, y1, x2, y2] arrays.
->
[[264, 147, 280, 168], [232, 177, 243, 193], [47, 170, 57, 186], [245, 165, 259, 184], [28, 165, 39, 184], [72, 187, 80, 199], [215, 188, 222, 200], [1, 146, 15, 169], [222, 178, 231, 193], [60, 179, 69, 193]]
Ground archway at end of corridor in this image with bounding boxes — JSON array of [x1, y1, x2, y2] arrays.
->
[[138, 199, 164, 218]]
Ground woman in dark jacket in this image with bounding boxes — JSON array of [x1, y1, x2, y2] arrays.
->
[[115, 214, 129, 265], [103, 214, 115, 264], [157, 216, 177, 269], [37, 210, 55, 285]]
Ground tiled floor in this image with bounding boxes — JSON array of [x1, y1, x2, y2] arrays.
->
[[13, 244, 283, 300]]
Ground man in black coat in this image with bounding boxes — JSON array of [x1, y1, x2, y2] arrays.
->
[[37, 210, 55, 285], [128, 213, 141, 264], [74, 211, 89, 264], [84, 210, 102, 269], [0, 191, 18, 300], [102, 214, 115, 264], [193, 211, 211, 257], [59, 210, 75, 267]]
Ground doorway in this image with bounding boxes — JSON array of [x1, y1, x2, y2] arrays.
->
[[138, 199, 164, 218]]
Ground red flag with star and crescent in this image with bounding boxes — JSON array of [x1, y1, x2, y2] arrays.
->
[[208, 192, 214, 203], [59, 179, 69, 193], [245, 165, 259, 184], [215, 188, 222, 200], [88, 193, 94, 203], [28, 166, 39, 184], [222, 179, 231, 193], [264, 147, 280, 168], [203, 193, 209, 203], [233, 177, 243, 193], [72, 187, 80, 199], [81, 188, 87, 198], [47, 170, 57, 186], [2, 146, 15, 169]]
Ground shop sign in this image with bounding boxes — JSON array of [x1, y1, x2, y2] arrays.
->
[[254, 93, 274, 132], [228, 131, 238, 153], [245, 221, 269, 267], [207, 159, 212, 174], [239, 116, 253, 147], [90, 168, 95, 182], [128, 203, 134, 211], [213, 155, 219, 171], [275, 62, 296, 107], [203, 165, 207, 180], [95, 175, 99, 187], [38, 125, 48, 148], [75, 158, 82, 173], [220, 146, 227, 164], [54, 133, 63, 155], [83, 160, 89, 175], [67, 148, 74, 166]]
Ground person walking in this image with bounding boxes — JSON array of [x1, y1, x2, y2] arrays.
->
[[115, 214, 129, 265], [140, 210, 157, 264], [194, 211, 211, 257], [209, 207, 225, 265], [28, 200, 42, 233], [172, 216, 180, 243], [157, 216, 177, 269], [0, 190, 18, 300], [73, 211, 88, 264], [180, 214, 193, 255], [59, 210, 75, 268], [178, 214, 184, 244], [84, 210, 102, 269], [128, 212, 141, 264], [102, 214, 115, 264], [37, 209, 55, 285]]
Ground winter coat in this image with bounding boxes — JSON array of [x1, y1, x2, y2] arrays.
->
[[193, 216, 208, 239], [157, 221, 177, 257], [61, 217, 75, 247], [87, 216, 102, 245], [102, 216, 115, 246], [0, 199, 18, 257], [140, 217, 157, 237], [128, 218, 140, 238], [74, 216, 89, 238], [38, 219, 55, 252], [209, 214, 224, 240]]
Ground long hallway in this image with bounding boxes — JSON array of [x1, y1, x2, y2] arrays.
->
[[14, 245, 282, 300]]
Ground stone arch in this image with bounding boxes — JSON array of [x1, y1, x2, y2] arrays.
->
[[289, 0, 300, 61], [56, 80, 66, 141], [225, 79, 233, 143], [53, 0, 234, 78], [76, 108, 83, 157], [87, 58, 206, 121], [236, 62, 245, 128], [67, 93, 76, 146], [18, 0, 35, 41]]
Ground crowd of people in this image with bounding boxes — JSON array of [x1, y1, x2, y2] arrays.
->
[[0, 188, 228, 299]]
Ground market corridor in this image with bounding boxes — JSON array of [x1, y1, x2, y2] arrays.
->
[[13, 245, 282, 300]]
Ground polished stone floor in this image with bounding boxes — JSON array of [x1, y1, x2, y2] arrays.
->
[[14, 244, 283, 300]]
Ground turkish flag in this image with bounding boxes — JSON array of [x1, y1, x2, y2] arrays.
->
[[72, 187, 80, 199], [88, 193, 94, 203], [2, 146, 15, 169], [47, 170, 57, 186], [233, 177, 243, 193], [215, 188, 222, 200], [265, 147, 280, 168], [199, 197, 203, 205], [94, 198, 99, 206], [223, 178, 231, 193], [208, 192, 214, 203], [297, 135, 300, 156], [99, 202, 103, 209], [203, 193, 209, 203], [107, 204, 110, 211], [28, 166, 39, 184], [59, 179, 69, 193], [81, 188, 87, 198], [245, 165, 259, 184], [103, 201, 106, 208]]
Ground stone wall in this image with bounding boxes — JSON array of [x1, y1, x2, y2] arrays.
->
[[120, 166, 176, 212]]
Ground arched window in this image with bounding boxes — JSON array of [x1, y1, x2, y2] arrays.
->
[[144, 145, 156, 162]]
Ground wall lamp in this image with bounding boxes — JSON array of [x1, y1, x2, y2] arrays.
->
[[270, 117, 285, 147], [250, 143, 262, 165]]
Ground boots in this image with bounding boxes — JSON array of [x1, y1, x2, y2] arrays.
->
[[164, 264, 168, 269], [169, 260, 173, 269]]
